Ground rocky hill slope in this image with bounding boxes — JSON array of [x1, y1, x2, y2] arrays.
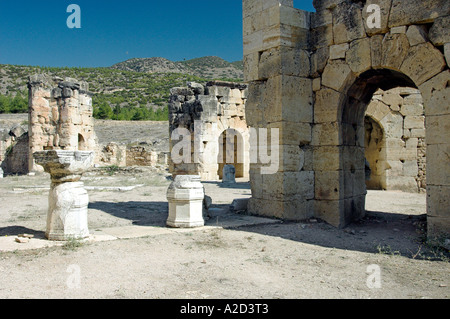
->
[[110, 56, 243, 80], [0, 56, 243, 120]]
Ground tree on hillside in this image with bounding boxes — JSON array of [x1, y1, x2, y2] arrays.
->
[[131, 106, 150, 121], [0, 94, 27, 113], [10, 95, 28, 113], [95, 101, 113, 119], [0, 95, 10, 113]]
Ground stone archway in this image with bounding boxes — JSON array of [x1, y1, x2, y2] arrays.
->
[[318, 38, 449, 232], [78, 134, 87, 151], [217, 128, 246, 180], [365, 87, 427, 193], [242, 0, 449, 238], [338, 69, 421, 225]]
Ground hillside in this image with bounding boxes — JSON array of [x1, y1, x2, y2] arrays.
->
[[0, 56, 243, 121], [111, 56, 244, 80]]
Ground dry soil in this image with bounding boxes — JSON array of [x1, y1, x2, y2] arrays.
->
[[0, 168, 448, 299]]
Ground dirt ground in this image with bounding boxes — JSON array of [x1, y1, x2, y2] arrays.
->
[[0, 167, 448, 300]]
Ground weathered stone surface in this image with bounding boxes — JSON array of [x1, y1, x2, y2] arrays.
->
[[366, 100, 391, 122], [47, 181, 90, 241], [332, 1, 365, 44], [310, 46, 329, 77], [321, 60, 353, 92], [230, 198, 249, 212], [169, 81, 249, 181], [310, 24, 334, 50], [429, 16, 450, 46], [419, 70, 450, 116], [406, 25, 429, 46], [242, 0, 449, 238], [426, 114, 450, 145], [427, 185, 450, 217], [187, 82, 205, 95], [313, 146, 342, 171], [391, 26, 407, 34], [400, 104, 424, 116], [34, 150, 94, 182], [312, 122, 340, 146], [9, 125, 26, 138], [381, 33, 410, 70], [370, 34, 384, 68], [28, 75, 97, 173], [445, 43, 450, 67], [222, 165, 236, 184], [329, 43, 348, 60], [427, 144, 450, 186], [314, 87, 344, 123], [388, 0, 450, 27], [259, 47, 310, 79], [314, 199, 344, 228], [33, 150, 93, 241], [404, 116, 425, 130], [400, 42, 446, 85], [346, 38, 371, 74], [166, 175, 205, 228]]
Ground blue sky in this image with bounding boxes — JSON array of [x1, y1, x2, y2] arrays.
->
[[0, 1, 315, 68]]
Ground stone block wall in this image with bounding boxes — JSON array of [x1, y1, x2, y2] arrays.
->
[[365, 87, 426, 193], [126, 144, 159, 167], [243, 0, 450, 238], [243, 0, 315, 221], [0, 126, 29, 175], [1, 133, 29, 174], [169, 81, 249, 181], [96, 142, 127, 167], [28, 75, 97, 172], [95, 142, 168, 168]]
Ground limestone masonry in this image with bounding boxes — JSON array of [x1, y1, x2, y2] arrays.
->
[[242, 0, 449, 238], [0, 0, 448, 241], [168, 81, 249, 181], [28, 74, 97, 172]]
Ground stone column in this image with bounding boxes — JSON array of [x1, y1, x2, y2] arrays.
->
[[166, 175, 205, 228], [34, 150, 94, 241]]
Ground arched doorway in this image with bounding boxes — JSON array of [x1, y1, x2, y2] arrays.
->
[[217, 129, 245, 180], [78, 134, 87, 151], [340, 69, 424, 225]]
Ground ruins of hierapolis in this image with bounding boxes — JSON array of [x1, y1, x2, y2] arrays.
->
[[241, 0, 449, 238], [0, 0, 448, 241]]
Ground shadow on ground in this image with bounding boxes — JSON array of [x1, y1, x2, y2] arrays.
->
[[89, 201, 169, 227], [86, 197, 448, 261], [202, 181, 251, 190], [0, 226, 45, 238], [234, 210, 447, 260]]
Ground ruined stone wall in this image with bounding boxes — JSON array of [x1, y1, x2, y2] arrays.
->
[[1, 133, 29, 174], [242, 0, 449, 237], [0, 125, 29, 175], [95, 142, 168, 168], [96, 142, 127, 167], [126, 144, 159, 167], [169, 81, 249, 181], [28, 75, 97, 172], [365, 87, 426, 193]]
